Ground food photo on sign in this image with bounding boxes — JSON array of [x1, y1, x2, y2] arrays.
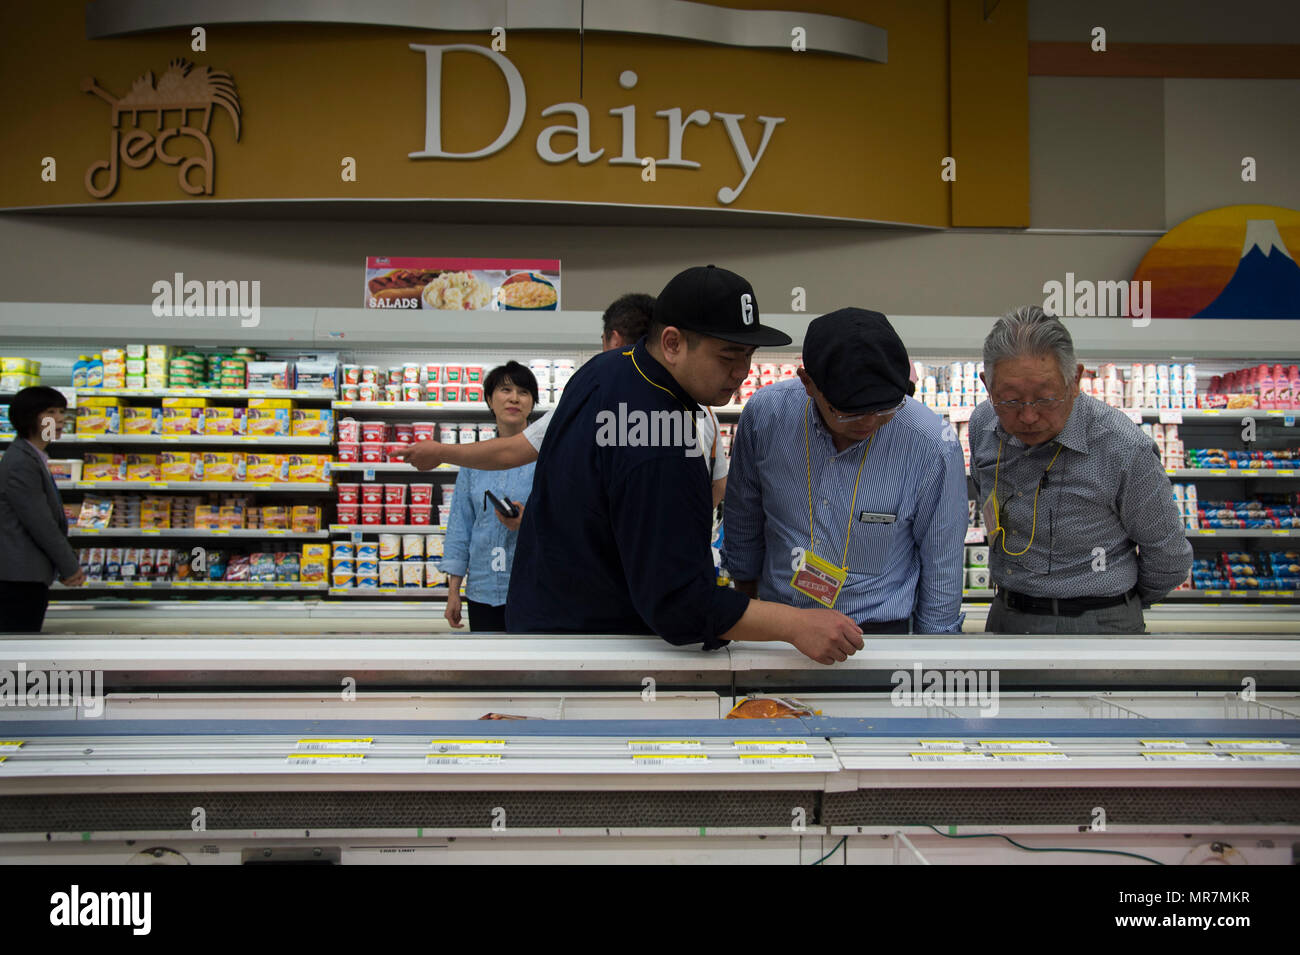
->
[[363, 257, 561, 311]]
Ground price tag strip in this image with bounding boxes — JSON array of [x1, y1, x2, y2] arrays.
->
[[429, 740, 506, 752], [1208, 739, 1288, 749], [732, 740, 808, 752], [627, 740, 702, 752], [632, 754, 710, 767], [0, 741, 24, 752], [296, 738, 373, 751], [910, 752, 994, 763], [425, 754, 504, 767], [738, 754, 816, 768], [979, 740, 1057, 750], [993, 752, 1070, 762], [917, 740, 966, 751], [286, 753, 367, 767]]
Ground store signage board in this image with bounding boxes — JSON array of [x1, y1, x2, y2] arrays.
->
[[364, 257, 560, 311], [0, 5, 1031, 226]]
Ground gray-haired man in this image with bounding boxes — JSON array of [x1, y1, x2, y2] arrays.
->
[[969, 306, 1192, 634]]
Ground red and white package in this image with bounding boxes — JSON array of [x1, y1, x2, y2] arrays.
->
[[384, 442, 407, 462], [361, 421, 388, 442], [338, 418, 361, 442], [384, 483, 407, 505], [409, 484, 434, 505], [384, 504, 408, 525], [360, 442, 385, 463], [337, 442, 359, 462], [408, 504, 433, 525], [336, 504, 359, 525], [361, 484, 384, 505], [412, 422, 435, 441], [394, 423, 414, 444], [337, 483, 360, 504], [361, 503, 384, 525]]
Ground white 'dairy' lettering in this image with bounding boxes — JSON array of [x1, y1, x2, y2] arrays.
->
[[409, 45, 784, 205]]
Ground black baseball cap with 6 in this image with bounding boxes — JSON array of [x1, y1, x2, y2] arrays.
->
[[803, 308, 912, 413], [654, 265, 792, 347]]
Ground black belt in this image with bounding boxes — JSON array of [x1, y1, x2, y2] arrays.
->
[[1000, 588, 1136, 617], [856, 617, 911, 634]]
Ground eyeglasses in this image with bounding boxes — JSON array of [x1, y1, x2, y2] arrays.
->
[[827, 397, 907, 423], [992, 396, 1068, 413]]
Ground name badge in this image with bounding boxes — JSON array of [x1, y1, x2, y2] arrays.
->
[[857, 512, 896, 524], [790, 550, 847, 609]]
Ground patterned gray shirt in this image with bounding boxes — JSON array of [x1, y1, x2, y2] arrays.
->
[[969, 393, 1192, 602]]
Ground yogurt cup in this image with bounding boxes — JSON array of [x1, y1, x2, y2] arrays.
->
[[384, 483, 407, 504], [458, 424, 477, 444], [379, 562, 401, 587], [361, 504, 383, 525], [336, 504, 359, 524], [413, 422, 436, 441], [440, 485, 456, 504], [394, 423, 414, 443], [478, 424, 497, 441], [336, 483, 360, 504], [360, 442, 385, 463], [361, 484, 384, 504], [444, 364, 464, 384], [360, 421, 388, 442], [378, 534, 401, 559], [384, 442, 407, 462], [464, 365, 484, 384], [402, 563, 424, 587], [402, 534, 425, 559], [343, 364, 361, 385], [338, 418, 361, 442], [424, 533, 442, 557], [425, 363, 442, 384], [341, 385, 360, 401], [409, 483, 434, 505], [437, 504, 452, 527], [332, 542, 355, 558], [409, 504, 433, 525], [463, 385, 483, 402], [439, 425, 458, 444], [386, 367, 403, 385], [357, 384, 378, 402], [360, 366, 380, 384], [384, 504, 408, 525], [440, 386, 461, 403], [382, 384, 401, 402]]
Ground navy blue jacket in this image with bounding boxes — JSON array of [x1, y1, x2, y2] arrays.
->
[[506, 339, 749, 649]]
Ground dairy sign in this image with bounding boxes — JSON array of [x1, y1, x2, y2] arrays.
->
[[408, 44, 784, 206]]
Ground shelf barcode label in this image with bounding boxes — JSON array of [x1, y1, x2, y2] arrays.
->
[[979, 740, 1056, 750], [297, 738, 374, 751], [286, 753, 366, 766], [628, 740, 702, 751], [1228, 752, 1300, 762], [428, 740, 506, 751], [1208, 740, 1286, 749], [425, 754, 502, 766], [993, 752, 1069, 762], [917, 740, 966, 750], [909, 752, 993, 763], [633, 755, 709, 767], [732, 740, 808, 752], [1141, 752, 1224, 762]]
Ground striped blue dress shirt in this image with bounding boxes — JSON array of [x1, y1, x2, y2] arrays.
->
[[722, 379, 968, 633]]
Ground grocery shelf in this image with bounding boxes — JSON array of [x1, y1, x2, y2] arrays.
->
[[1187, 528, 1300, 538], [331, 462, 458, 473], [1166, 468, 1299, 478], [59, 581, 330, 592], [1166, 590, 1300, 600], [331, 524, 444, 534], [57, 480, 333, 492], [73, 387, 336, 400], [70, 528, 329, 539], [30, 434, 333, 446], [327, 587, 450, 598], [334, 401, 555, 414]]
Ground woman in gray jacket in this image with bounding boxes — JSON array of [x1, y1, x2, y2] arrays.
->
[[0, 387, 84, 632]]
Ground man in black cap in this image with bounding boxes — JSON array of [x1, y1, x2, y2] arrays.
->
[[723, 308, 968, 633], [506, 267, 866, 664]]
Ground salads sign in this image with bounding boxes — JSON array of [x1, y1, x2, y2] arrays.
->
[[365, 257, 561, 310]]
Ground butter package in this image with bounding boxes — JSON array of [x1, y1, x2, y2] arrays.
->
[[194, 506, 221, 530], [247, 361, 294, 390], [161, 397, 210, 409], [141, 497, 171, 529], [0, 357, 40, 375], [217, 505, 246, 530], [203, 407, 243, 436], [159, 450, 198, 481], [202, 451, 247, 482], [291, 408, 334, 437], [82, 452, 125, 482], [245, 452, 288, 483], [247, 397, 295, 410], [301, 543, 329, 582], [122, 407, 160, 435], [161, 407, 205, 435], [125, 453, 160, 482], [246, 407, 291, 436], [261, 506, 289, 529], [288, 453, 327, 483], [75, 406, 117, 435], [291, 505, 322, 532]]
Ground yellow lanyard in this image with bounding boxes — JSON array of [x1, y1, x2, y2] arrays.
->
[[626, 348, 701, 442], [990, 438, 1063, 556], [803, 398, 873, 569]]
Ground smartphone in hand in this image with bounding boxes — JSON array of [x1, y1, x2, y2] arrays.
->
[[483, 489, 519, 519]]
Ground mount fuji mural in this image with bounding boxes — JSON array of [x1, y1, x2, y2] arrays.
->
[[1132, 204, 1300, 319], [1196, 219, 1300, 318]]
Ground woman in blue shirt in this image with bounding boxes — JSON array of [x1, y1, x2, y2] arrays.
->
[[439, 361, 538, 632]]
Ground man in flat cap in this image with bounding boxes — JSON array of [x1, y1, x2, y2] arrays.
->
[[723, 308, 968, 633]]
